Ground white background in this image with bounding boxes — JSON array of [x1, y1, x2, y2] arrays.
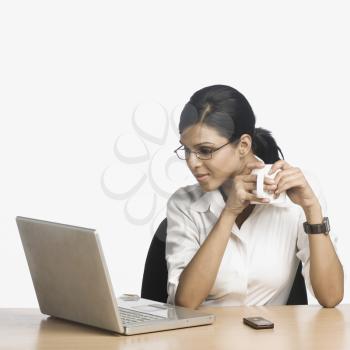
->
[[0, 0, 348, 307]]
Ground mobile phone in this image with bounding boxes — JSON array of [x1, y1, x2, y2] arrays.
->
[[243, 316, 274, 329]]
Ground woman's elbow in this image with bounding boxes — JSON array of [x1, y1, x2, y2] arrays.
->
[[318, 291, 344, 308], [175, 296, 199, 310], [313, 276, 344, 308], [174, 291, 201, 310]]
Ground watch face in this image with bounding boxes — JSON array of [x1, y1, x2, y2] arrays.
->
[[324, 217, 330, 233]]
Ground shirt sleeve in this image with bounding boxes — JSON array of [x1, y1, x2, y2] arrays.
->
[[165, 189, 200, 305], [296, 170, 338, 298]]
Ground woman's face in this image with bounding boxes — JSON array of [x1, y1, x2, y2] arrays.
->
[[179, 124, 246, 192]]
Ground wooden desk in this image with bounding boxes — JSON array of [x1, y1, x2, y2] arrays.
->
[[1, 305, 349, 350]]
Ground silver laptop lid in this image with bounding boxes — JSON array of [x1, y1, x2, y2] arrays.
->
[[16, 216, 124, 333]]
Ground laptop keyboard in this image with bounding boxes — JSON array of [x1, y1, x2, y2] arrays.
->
[[119, 307, 166, 326]]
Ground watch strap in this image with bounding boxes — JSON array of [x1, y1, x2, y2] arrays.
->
[[303, 217, 330, 235]]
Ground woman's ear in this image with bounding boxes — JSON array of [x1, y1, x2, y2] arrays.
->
[[238, 134, 253, 157]]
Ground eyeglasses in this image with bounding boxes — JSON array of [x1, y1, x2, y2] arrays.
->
[[174, 141, 232, 160]]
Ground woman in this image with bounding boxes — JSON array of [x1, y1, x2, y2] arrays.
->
[[166, 84, 343, 309]]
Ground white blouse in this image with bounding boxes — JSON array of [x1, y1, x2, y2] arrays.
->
[[165, 168, 336, 307]]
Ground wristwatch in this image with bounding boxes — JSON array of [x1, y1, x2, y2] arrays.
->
[[303, 217, 330, 235]]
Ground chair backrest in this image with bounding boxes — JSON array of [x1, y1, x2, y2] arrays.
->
[[141, 218, 308, 305], [286, 261, 308, 305], [141, 218, 168, 303]]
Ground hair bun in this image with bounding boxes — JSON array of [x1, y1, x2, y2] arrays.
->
[[252, 127, 284, 162]]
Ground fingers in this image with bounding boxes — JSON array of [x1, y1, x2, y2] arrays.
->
[[268, 160, 291, 175], [242, 174, 276, 184], [236, 183, 272, 203], [275, 173, 304, 194], [244, 182, 277, 193], [273, 167, 302, 194], [226, 171, 272, 213], [273, 167, 299, 185], [245, 192, 270, 203], [241, 161, 265, 175]]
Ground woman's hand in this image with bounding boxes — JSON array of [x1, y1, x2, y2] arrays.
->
[[269, 160, 319, 209], [224, 160, 277, 216]]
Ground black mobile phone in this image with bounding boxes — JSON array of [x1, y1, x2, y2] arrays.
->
[[243, 316, 274, 329]]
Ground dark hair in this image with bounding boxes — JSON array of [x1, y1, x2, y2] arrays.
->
[[179, 84, 284, 163]]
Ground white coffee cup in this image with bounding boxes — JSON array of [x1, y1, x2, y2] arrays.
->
[[250, 164, 287, 205]]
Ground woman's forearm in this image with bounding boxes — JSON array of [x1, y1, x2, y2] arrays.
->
[[175, 208, 237, 309], [304, 204, 344, 307]]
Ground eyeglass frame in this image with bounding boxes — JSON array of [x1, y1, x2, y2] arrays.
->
[[173, 139, 236, 160]]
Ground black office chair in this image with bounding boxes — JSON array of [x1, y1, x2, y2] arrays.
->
[[141, 218, 169, 303], [141, 218, 308, 305]]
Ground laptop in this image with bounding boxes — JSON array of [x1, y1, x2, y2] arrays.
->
[[16, 216, 215, 335]]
